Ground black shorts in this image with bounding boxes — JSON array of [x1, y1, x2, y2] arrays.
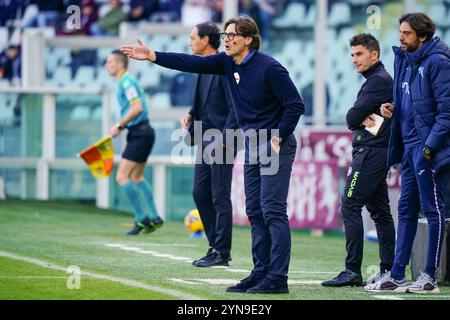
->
[[122, 122, 155, 163]]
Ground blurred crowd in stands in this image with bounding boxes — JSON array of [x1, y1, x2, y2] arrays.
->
[[0, 0, 381, 84], [0, 0, 305, 84], [0, 0, 316, 38]]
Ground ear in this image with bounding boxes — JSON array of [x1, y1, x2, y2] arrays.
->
[[418, 35, 427, 44], [244, 36, 253, 47], [202, 35, 210, 46], [372, 50, 379, 60]]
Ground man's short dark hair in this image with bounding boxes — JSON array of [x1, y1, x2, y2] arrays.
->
[[349, 33, 380, 58], [196, 21, 221, 50], [224, 15, 261, 51], [399, 13, 436, 42], [111, 49, 128, 69]]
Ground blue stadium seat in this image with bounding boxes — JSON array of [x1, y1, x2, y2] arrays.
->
[[73, 66, 96, 88], [299, 5, 316, 28], [273, 3, 306, 29], [151, 92, 171, 109], [70, 105, 91, 121], [48, 66, 72, 87], [0, 27, 8, 49], [328, 3, 351, 27], [428, 3, 450, 27]]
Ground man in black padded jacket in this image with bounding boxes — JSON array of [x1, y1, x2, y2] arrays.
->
[[322, 33, 396, 287]]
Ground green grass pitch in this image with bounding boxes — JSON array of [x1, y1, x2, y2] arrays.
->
[[0, 200, 449, 300]]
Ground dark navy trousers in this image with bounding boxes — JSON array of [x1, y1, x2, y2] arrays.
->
[[391, 146, 446, 280], [244, 134, 297, 283], [193, 140, 234, 258], [341, 146, 395, 274]]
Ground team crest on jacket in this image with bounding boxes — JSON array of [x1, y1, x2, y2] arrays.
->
[[418, 67, 424, 78], [234, 72, 240, 84]]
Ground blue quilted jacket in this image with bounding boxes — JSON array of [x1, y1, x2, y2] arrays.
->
[[388, 37, 450, 171]]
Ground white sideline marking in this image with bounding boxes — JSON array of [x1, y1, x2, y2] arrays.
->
[[104, 243, 125, 248], [290, 271, 338, 274], [121, 247, 142, 252], [225, 269, 337, 275], [289, 280, 323, 285], [104, 243, 197, 248], [169, 278, 323, 286], [104, 244, 340, 278], [0, 251, 203, 300], [170, 278, 199, 285], [226, 269, 251, 273], [166, 256, 192, 261], [104, 243, 195, 264], [140, 243, 198, 248], [198, 279, 238, 285], [138, 250, 158, 254], [373, 295, 404, 300], [151, 253, 174, 258], [0, 276, 67, 279]]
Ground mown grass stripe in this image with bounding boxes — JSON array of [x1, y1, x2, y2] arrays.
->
[[0, 251, 203, 300]]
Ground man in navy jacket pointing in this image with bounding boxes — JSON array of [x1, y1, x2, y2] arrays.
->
[[122, 15, 305, 294]]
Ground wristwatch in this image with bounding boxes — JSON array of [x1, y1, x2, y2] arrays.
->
[[116, 122, 124, 131]]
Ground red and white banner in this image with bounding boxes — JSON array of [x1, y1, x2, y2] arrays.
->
[[231, 129, 400, 230]]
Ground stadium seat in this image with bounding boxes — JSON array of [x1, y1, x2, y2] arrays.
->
[[0, 27, 8, 49], [90, 106, 103, 120], [445, 30, 450, 47], [328, 3, 351, 27], [148, 34, 172, 51], [73, 66, 96, 88], [428, 3, 449, 27], [70, 105, 91, 121], [283, 39, 303, 55], [96, 69, 115, 88], [299, 5, 316, 28], [138, 67, 160, 88], [273, 3, 306, 29], [97, 47, 113, 64], [151, 92, 171, 109], [49, 67, 72, 87]]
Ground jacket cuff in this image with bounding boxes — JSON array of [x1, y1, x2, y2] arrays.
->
[[425, 133, 445, 153]]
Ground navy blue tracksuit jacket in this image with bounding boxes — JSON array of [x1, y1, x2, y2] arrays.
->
[[389, 37, 450, 280]]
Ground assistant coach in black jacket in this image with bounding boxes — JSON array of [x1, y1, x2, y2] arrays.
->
[[180, 22, 238, 268], [322, 34, 396, 287]]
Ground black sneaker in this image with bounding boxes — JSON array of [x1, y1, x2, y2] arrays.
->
[[192, 248, 214, 266], [226, 274, 265, 293], [143, 217, 164, 234], [194, 249, 230, 267], [126, 217, 151, 235], [246, 277, 289, 294], [321, 269, 363, 287], [151, 217, 164, 229]]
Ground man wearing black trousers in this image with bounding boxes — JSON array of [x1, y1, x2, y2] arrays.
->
[[322, 34, 396, 287], [180, 22, 237, 267], [122, 15, 304, 294]]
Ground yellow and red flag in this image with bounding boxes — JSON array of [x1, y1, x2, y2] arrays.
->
[[78, 136, 114, 178]]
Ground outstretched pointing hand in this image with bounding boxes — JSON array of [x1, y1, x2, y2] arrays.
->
[[121, 37, 156, 62]]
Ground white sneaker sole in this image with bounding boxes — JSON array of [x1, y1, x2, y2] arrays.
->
[[364, 286, 408, 293], [406, 287, 440, 294]]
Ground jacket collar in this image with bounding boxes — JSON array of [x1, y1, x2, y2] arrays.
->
[[392, 36, 440, 66], [361, 60, 383, 79]]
